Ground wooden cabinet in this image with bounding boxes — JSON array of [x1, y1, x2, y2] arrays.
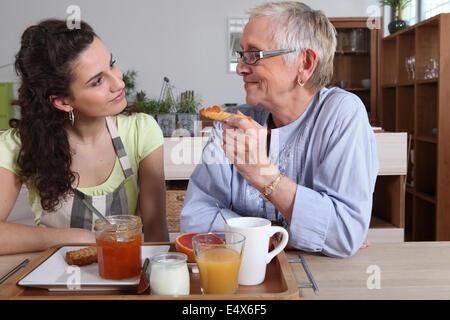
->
[[369, 134, 406, 243], [329, 17, 382, 126], [379, 13, 450, 241]]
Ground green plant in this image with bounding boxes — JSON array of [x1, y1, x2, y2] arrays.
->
[[175, 91, 201, 114], [123, 70, 137, 100], [134, 90, 147, 103], [175, 97, 201, 114], [139, 99, 160, 114], [379, 0, 412, 19], [157, 98, 174, 114]]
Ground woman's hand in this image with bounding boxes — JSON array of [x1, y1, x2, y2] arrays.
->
[[221, 112, 297, 222], [221, 112, 279, 190]]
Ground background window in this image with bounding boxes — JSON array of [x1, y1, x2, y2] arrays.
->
[[386, 0, 449, 35], [402, 0, 418, 25], [422, 0, 450, 19], [228, 17, 249, 73]]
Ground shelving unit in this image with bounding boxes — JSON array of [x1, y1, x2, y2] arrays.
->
[[330, 18, 408, 241], [329, 17, 382, 126], [379, 13, 450, 241]]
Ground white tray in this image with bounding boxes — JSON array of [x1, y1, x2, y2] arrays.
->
[[18, 245, 170, 291]]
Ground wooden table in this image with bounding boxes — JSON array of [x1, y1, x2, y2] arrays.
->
[[287, 242, 450, 299], [1, 242, 449, 299]]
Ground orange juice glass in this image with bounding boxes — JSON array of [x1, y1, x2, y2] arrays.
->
[[94, 215, 142, 280], [193, 232, 245, 294]]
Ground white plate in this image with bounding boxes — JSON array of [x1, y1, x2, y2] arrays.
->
[[18, 245, 170, 291]]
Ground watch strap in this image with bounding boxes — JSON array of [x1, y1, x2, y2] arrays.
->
[[262, 172, 285, 197]]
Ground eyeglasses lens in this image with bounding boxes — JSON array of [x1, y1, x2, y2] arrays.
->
[[237, 51, 258, 65]]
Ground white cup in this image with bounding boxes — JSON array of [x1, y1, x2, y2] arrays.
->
[[225, 217, 289, 285]]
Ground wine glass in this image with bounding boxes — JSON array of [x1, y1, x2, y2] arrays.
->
[[405, 57, 411, 80]]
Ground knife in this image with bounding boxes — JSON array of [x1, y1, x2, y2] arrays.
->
[[137, 258, 150, 294], [0, 259, 30, 285]]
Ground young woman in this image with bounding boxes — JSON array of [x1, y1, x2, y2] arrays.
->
[[0, 19, 168, 255]]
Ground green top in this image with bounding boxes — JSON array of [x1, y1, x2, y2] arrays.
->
[[0, 112, 163, 225]]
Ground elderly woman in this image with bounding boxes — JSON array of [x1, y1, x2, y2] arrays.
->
[[180, 1, 379, 258]]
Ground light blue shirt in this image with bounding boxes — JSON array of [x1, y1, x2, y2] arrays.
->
[[180, 87, 379, 258]]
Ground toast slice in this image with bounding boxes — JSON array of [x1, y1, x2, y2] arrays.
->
[[200, 105, 251, 122], [65, 245, 98, 266]]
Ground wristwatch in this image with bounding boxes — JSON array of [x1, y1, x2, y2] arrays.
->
[[261, 172, 285, 198]]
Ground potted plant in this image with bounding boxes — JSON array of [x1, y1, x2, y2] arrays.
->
[[379, 0, 412, 34], [155, 87, 176, 137], [175, 90, 201, 137], [134, 91, 159, 116], [142, 100, 160, 117]]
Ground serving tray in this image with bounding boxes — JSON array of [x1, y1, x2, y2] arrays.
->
[[17, 245, 170, 291], [0, 242, 299, 300]]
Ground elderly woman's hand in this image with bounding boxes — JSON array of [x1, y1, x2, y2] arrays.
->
[[221, 112, 279, 189]]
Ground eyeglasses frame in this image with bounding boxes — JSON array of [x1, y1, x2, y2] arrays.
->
[[236, 48, 296, 65]]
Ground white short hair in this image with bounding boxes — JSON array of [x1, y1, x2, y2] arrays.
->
[[247, 1, 337, 90]]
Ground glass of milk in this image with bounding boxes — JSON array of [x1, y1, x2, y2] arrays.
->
[[149, 252, 190, 295]]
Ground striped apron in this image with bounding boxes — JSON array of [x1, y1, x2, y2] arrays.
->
[[39, 116, 139, 231]]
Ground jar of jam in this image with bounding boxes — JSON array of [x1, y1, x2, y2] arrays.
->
[[94, 215, 142, 280]]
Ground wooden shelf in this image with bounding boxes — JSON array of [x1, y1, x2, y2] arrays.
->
[[372, 175, 405, 229], [397, 82, 415, 87], [404, 187, 437, 204], [335, 50, 369, 55], [381, 79, 438, 86], [415, 136, 437, 144], [381, 87, 396, 132], [416, 78, 438, 84], [379, 13, 450, 241], [415, 191, 437, 204], [370, 216, 397, 228], [346, 87, 370, 92], [397, 86, 414, 134], [415, 140, 437, 198], [414, 198, 436, 240], [330, 17, 381, 126], [383, 14, 440, 40]]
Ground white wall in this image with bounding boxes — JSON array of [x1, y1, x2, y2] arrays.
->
[[0, 0, 380, 107]]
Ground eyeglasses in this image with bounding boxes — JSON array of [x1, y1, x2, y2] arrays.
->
[[236, 49, 296, 65]]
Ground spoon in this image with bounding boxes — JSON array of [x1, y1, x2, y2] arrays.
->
[[215, 202, 228, 225], [137, 258, 150, 294], [81, 199, 112, 225]]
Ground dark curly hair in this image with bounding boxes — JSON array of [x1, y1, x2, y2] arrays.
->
[[11, 19, 138, 212]]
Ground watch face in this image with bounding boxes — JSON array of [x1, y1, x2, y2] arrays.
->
[[264, 186, 272, 195]]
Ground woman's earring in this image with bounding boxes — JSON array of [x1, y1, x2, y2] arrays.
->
[[68, 109, 74, 126], [297, 78, 305, 87]]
